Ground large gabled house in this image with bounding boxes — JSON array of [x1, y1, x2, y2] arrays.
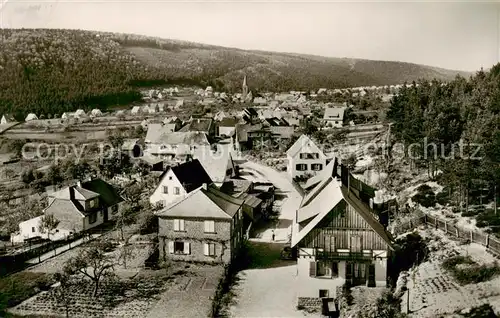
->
[[286, 135, 327, 180], [179, 117, 215, 136], [291, 160, 394, 304], [144, 126, 211, 161], [11, 179, 124, 243], [149, 159, 213, 208], [155, 183, 245, 264], [323, 106, 347, 128]]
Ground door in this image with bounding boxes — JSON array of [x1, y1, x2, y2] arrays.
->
[[367, 264, 376, 287], [103, 208, 108, 222]]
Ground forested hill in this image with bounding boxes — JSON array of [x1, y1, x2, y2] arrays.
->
[[0, 29, 470, 119], [387, 65, 500, 223]]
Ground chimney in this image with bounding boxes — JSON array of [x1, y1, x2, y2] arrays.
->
[[76, 180, 82, 188], [202, 183, 208, 190], [69, 186, 75, 200]]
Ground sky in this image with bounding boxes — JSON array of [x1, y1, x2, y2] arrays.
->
[[0, 0, 498, 72]]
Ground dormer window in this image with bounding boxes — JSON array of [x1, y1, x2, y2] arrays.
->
[[89, 199, 96, 208]]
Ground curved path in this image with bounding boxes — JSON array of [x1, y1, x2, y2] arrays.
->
[[228, 161, 311, 317]]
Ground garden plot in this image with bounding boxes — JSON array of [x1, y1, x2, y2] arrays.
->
[[401, 228, 500, 317]]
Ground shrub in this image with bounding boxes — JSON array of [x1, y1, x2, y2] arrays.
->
[[442, 256, 500, 285], [460, 304, 498, 318], [412, 185, 436, 208]]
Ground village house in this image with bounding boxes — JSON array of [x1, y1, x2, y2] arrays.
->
[[286, 135, 327, 180], [179, 117, 215, 137], [131, 106, 141, 115], [1, 114, 16, 125], [292, 161, 394, 307], [263, 117, 294, 139], [233, 123, 272, 152], [90, 109, 103, 117], [217, 117, 239, 137], [253, 97, 267, 105], [144, 125, 211, 160], [193, 147, 237, 188], [323, 107, 347, 128], [11, 178, 124, 243], [149, 159, 213, 208], [121, 139, 142, 158], [242, 107, 260, 124], [25, 113, 38, 121], [214, 111, 228, 121], [155, 183, 245, 264]]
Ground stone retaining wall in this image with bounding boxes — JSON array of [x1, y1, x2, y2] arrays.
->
[[297, 297, 322, 312]]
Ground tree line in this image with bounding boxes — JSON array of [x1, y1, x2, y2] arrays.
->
[[387, 64, 500, 214]]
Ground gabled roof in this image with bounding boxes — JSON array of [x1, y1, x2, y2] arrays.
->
[[2, 114, 15, 122], [292, 178, 394, 249], [156, 184, 243, 219], [324, 107, 346, 121], [81, 179, 124, 207], [146, 128, 210, 146], [218, 117, 239, 127], [265, 117, 289, 127], [193, 149, 231, 184], [237, 192, 263, 208], [157, 159, 213, 194], [50, 186, 99, 201], [286, 135, 323, 158]]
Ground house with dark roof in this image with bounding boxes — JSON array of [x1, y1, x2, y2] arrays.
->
[[263, 117, 294, 139], [12, 179, 124, 242], [149, 159, 213, 208], [144, 128, 211, 161], [155, 183, 245, 264], [291, 162, 394, 305], [242, 107, 259, 124], [179, 117, 215, 136]]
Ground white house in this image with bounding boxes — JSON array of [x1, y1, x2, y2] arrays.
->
[[323, 107, 347, 128], [25, 113, 38, 121], [1, 114, 15, 124], [75, 109, 86, 118], [286, 135, 327, 180], [11, 179, 124, 243], [131, 106, 141, 115], [149, 159, 213, 208], [90, 109, 103, 117], [144, 127, 211, 161]]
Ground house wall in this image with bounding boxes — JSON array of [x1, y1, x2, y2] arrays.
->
[[296, 248, 388, 298], [325, 119, 343, 128], [106, 202, 123, 222], [158, 217, 232, 263], [45, 204, 85, 233], [150, 169, 188, 207], [287, 139, 327, 179], [83, 210, 105, 231], [218, 126, 236, 137], [270, 126, 294, 139], [11, 216, 72, 243]]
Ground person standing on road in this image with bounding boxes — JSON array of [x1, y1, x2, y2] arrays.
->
[[272, 229, 275, 241]]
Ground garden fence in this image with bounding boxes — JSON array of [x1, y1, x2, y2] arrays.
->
[[391, 212, 500, 257]]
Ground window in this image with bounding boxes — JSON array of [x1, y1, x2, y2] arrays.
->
[[295, 164, 307, 171], [173, 219, 185, 232], [112, 205, 119, 214], [204, 220, 215, 233], [89, 199, 96, 208], [299, 153, 319, 160], [163, 186, 168, 194], [311, 163, 323, 171], [350, 235, 362, 253], [319, 289, 329, 298], [169, 241, 191, 255], [174, 187, 180, 195], [31, 227, 35, 233], [168, 176, 173, 180], [204, 243, 216, 256], [89, 213, 97, 224]]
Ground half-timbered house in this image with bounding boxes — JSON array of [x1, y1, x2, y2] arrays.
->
[[291, 159, 394, 302]]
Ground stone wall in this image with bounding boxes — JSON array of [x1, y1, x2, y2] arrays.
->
[[297, 297, 322, 313]]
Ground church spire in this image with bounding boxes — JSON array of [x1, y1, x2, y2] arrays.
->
[[242, 74, 248, 99]]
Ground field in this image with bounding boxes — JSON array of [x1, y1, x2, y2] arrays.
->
[[7, 231, 224, 318]]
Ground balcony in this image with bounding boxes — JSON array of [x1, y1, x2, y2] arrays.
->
[[315, 249, 374, 261]]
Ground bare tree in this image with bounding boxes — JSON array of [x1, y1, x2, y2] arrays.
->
[[38, 214, 60, 241], [53, 263, 76, 318], [65, 241, 116, 297]]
